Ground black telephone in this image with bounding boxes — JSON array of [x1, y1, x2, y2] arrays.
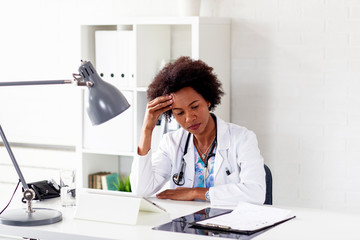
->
[[22, 179, 60, 202]]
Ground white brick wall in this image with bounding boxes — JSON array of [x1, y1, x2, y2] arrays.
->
[[212, 0, 360, 211], [0, 0, 359, 212]]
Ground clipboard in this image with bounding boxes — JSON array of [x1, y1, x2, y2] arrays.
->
[[189, 202, 296, 235], [153, 208, 254, 239], [190, 215, 295, 235]]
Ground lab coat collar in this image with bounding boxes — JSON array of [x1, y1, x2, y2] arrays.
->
[[214, 116, 231, 179], [216, 116, 231, 151]]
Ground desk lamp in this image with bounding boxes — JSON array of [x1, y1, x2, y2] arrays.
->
[[0, 61, 130, 226]]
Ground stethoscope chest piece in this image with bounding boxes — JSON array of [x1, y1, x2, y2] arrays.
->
[[172, 169, 185, 186]]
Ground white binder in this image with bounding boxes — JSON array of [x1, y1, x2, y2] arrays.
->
[[95, 30, 135, 88]]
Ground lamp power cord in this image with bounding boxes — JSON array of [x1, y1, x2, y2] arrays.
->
[[0, 179, 21, 215]]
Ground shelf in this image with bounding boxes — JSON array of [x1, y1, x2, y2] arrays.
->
[[81, 149, 135, 157], [83, 16, 231, 27]]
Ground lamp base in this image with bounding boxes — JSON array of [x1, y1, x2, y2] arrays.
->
[[0, 208, 62, 226]]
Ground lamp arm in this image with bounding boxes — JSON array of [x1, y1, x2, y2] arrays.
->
[[0, 125, 29, 190], [0, 78, 87, 189], [0, 80, 73, 87]]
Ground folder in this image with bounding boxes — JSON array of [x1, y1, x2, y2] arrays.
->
[[190, 202, 295, 235], [95, 30, 135, 88]]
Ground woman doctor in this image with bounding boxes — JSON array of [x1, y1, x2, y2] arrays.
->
[[130, 57, 266, 206]]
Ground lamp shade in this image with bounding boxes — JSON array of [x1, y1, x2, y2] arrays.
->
[[78, 61, 130, 125]]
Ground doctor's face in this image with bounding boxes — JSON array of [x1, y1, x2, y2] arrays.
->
[[171, 87, 211, 136]]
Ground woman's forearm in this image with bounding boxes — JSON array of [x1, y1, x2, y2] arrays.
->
[[138, 128, 153, 156], [194, 187, 208, 200], [156, 187, 209, 201]]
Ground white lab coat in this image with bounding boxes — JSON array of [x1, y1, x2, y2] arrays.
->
[[130, 116, 266, 206]]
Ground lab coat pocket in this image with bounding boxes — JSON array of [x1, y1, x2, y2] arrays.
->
[[226, 171, 238, 183]]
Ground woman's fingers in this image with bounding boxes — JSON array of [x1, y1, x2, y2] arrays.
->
[[149, 95, 172, 105], [147, 95, 173, 116], [148, 95, 172, 112]]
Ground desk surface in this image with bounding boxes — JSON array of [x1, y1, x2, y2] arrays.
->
[[0, 197, 359, 240]]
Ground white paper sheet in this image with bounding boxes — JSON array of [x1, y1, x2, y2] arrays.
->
[[195, 202, 295, 232]]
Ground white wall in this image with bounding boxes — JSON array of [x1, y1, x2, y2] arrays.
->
[[0, 0, 359, 212], [221, 0, 360, 212]]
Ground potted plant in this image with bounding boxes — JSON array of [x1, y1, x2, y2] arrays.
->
[[114, 175, 131, 192]]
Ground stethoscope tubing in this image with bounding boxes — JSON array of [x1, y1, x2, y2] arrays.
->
[[173, 133, 217, 186], [172, 133, 191, 186]]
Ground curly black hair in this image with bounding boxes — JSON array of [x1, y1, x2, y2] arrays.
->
[[147, 56, 224, 120]]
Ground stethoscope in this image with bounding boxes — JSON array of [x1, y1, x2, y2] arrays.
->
[[172, 132, 217, 186]]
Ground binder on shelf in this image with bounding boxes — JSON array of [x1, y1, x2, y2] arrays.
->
[[190, 202, 295, 235], [95, 30, 135, 88]]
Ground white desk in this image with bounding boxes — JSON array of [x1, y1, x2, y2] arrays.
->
[[0, 198, 359, 240]]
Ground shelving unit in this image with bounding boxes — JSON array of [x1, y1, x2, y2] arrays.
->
[[78, 17, 231, 188]]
